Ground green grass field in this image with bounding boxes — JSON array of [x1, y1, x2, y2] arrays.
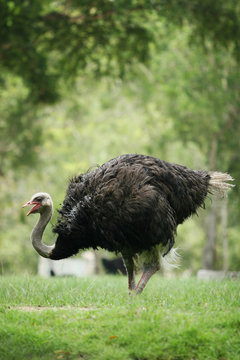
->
[[0, 275, 239, 360]]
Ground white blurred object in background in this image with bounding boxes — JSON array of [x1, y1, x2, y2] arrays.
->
[[38, 251, 96, 277]]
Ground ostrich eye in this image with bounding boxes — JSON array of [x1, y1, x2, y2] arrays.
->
[[35, 197, 43, 202]]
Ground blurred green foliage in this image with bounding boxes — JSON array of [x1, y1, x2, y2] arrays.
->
[[1, 0, 240, 102], [0, 2, 239, 274]]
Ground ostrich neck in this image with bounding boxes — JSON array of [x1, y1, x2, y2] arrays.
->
[[31, 205, 55, 258]]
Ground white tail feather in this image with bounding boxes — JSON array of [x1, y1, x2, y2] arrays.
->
[[208, 172, 234, 197], [160, 248, 181, 270]]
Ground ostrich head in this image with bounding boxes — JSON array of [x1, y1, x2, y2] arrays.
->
[[23, 192, 54, 258], [23, 192, 53, 216]]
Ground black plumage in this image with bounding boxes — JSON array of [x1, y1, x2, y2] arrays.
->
[[51, 154, 210, 260]]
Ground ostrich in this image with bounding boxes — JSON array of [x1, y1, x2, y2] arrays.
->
[[23, 154, 234, 294]]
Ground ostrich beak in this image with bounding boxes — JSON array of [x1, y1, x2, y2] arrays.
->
[[22, 201, 41, 216]]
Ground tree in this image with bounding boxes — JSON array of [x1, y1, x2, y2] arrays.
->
[[1, 1, 240, 103], [1, 1, 240, 175]]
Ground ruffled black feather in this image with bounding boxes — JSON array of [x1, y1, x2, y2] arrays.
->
[[51, 154, 210, 260]]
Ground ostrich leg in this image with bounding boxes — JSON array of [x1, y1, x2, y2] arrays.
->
[[135, 265, 160, 294], [135, 246, 160, 294], [121, 253, 136, 291]]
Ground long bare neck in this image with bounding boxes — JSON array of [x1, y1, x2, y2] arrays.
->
[[31, 204, 55, 258]]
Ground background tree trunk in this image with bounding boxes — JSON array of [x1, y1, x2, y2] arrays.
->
[[203, 138, 218, 269], [203, 195, 218, 269], [221, 197, 229, 271]]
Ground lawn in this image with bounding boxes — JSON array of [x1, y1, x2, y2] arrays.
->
[[0, 275, 239, 360]]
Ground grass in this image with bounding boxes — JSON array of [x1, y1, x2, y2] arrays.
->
[[0, 275, 239, 360]]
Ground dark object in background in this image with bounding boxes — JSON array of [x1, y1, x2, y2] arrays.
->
[[102, 257, 127, 275], [50, 269, 55, 276]]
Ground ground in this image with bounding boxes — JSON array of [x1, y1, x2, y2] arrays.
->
[[0, 276, 239, 360]]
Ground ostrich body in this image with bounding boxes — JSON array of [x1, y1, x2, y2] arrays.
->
[[23, 154, 234, 293]]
